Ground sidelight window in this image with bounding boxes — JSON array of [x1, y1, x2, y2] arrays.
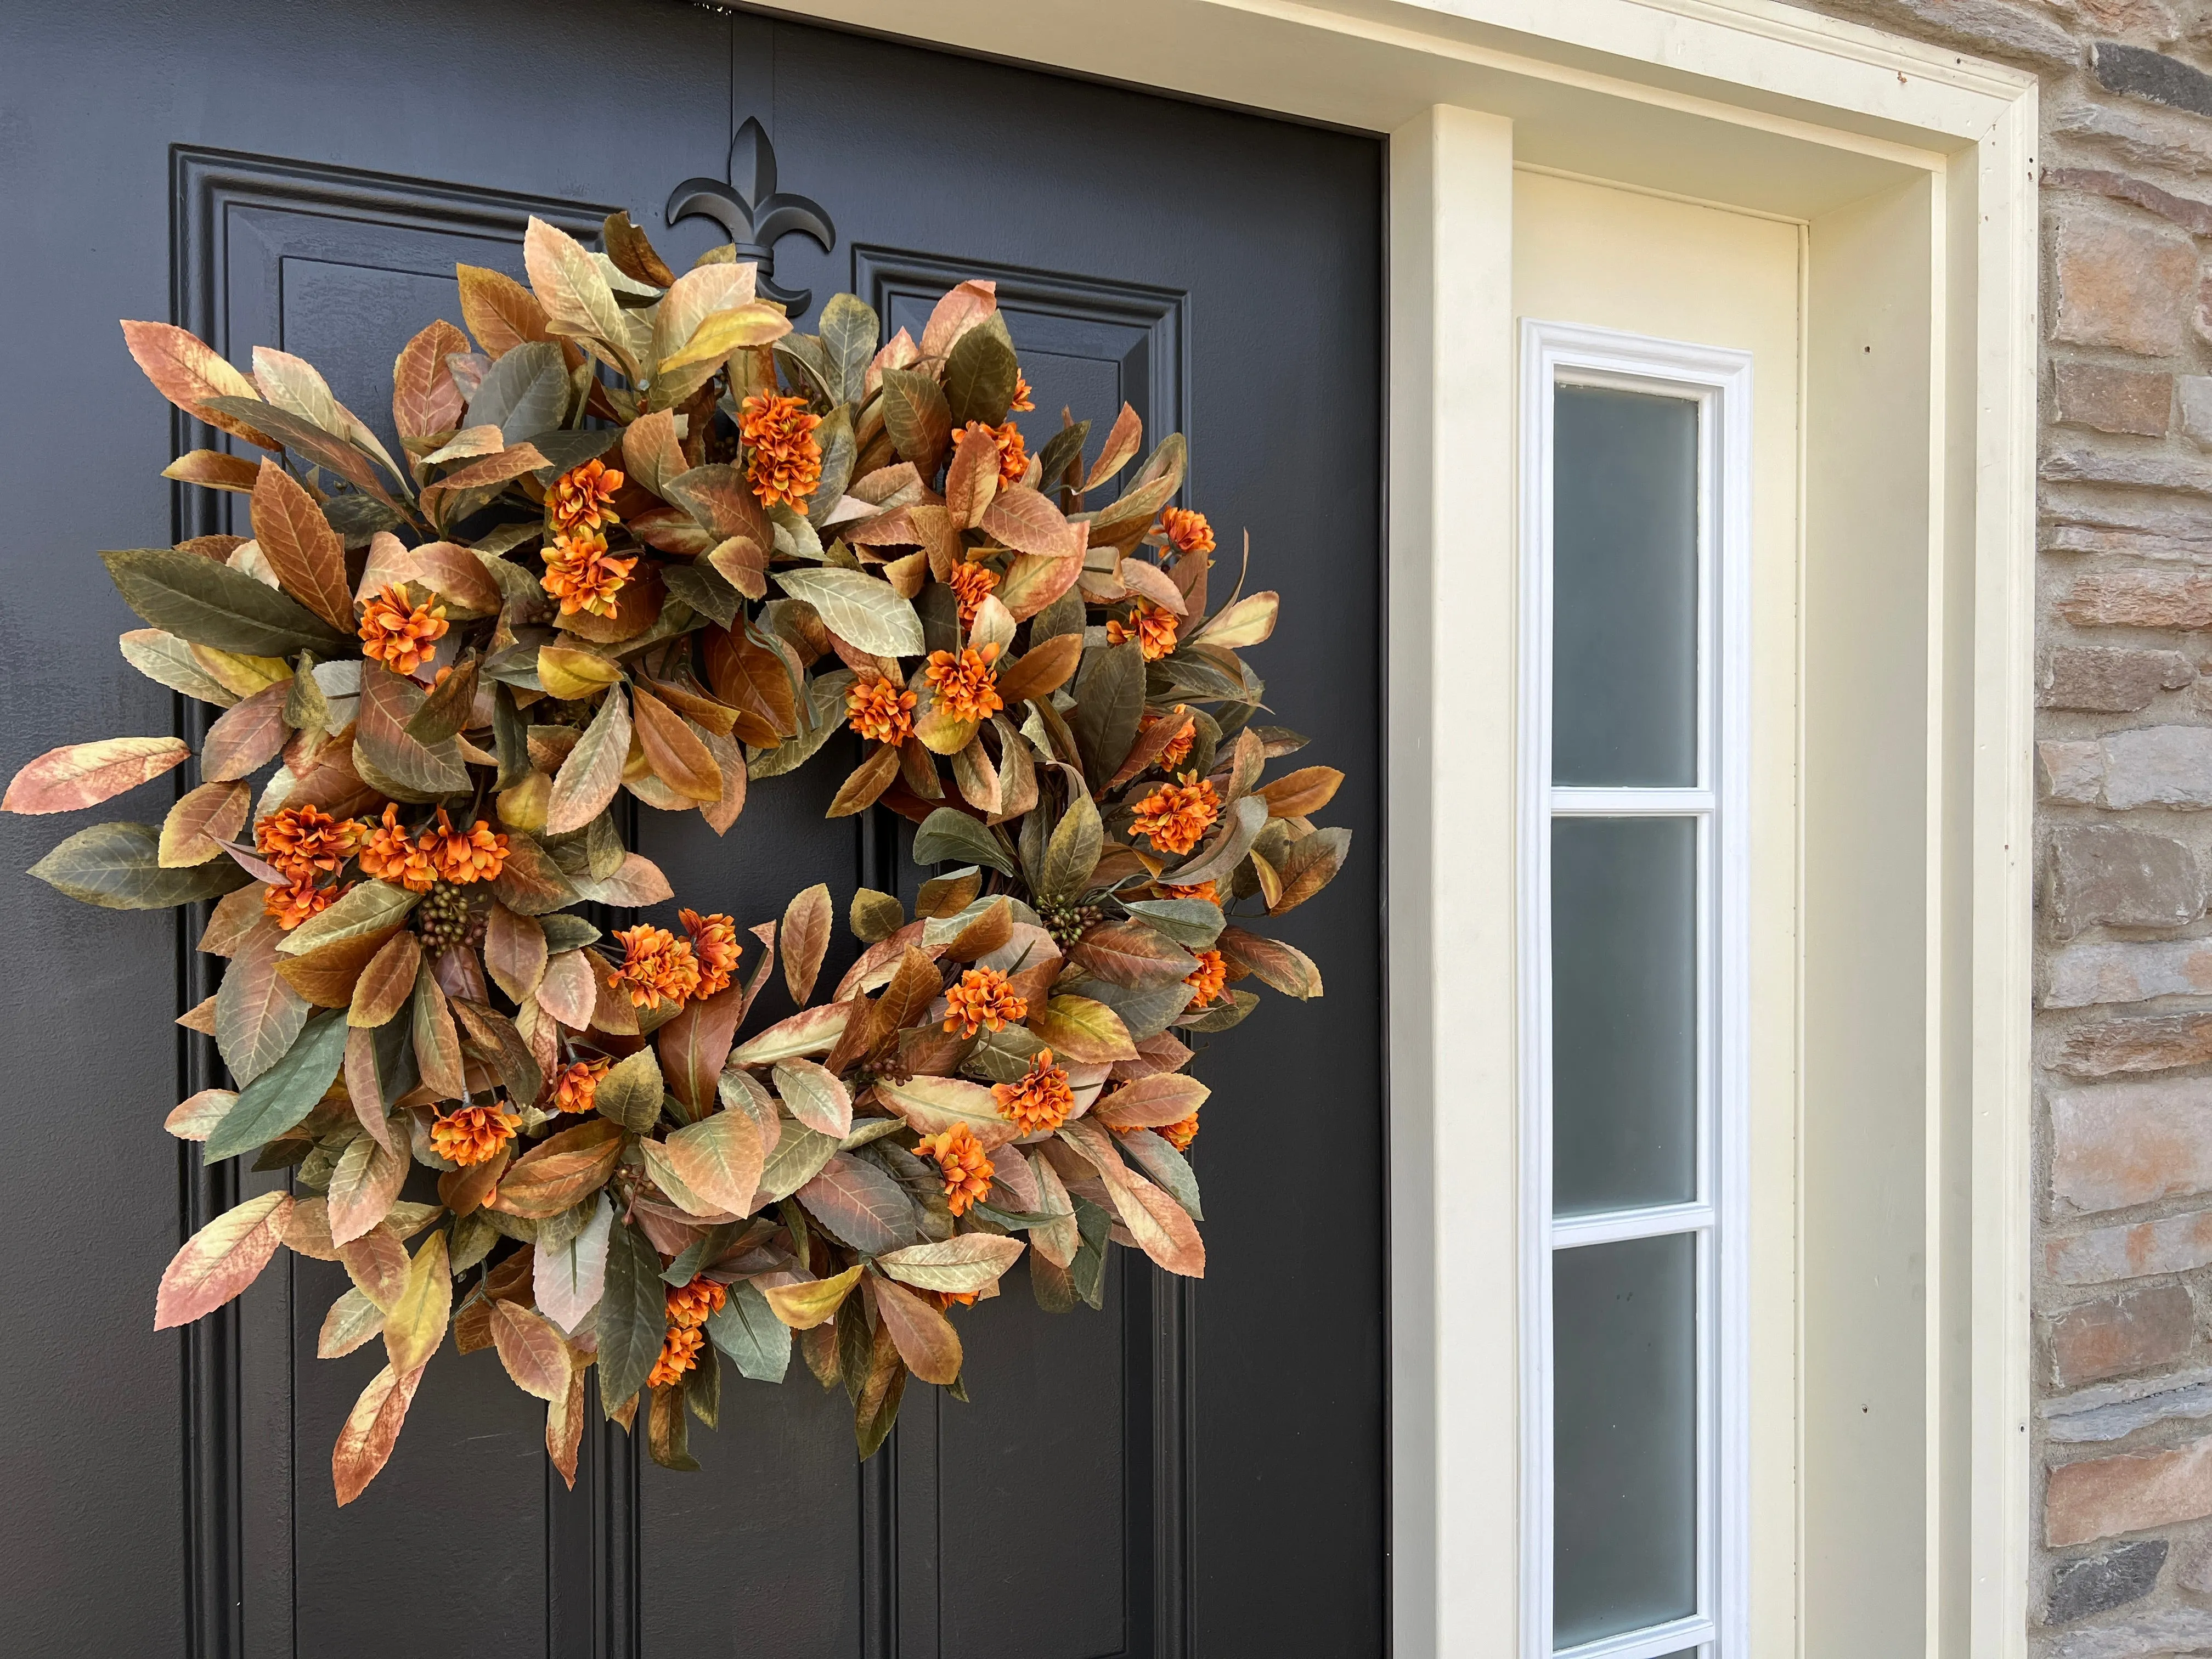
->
[[1518, 324, 1751, 1659]]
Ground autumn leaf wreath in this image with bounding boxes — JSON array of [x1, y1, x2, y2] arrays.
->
[[3, 212, 1351, 1500]]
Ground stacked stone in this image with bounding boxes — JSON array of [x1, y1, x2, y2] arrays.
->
[[1791, 0, 2212, 1650]]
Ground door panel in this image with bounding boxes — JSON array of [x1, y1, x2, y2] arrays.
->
[[0, 5, 1383, 1655]]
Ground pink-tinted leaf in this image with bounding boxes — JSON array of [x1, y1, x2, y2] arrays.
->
[[3, 737, 191, 814], [332, 1361, 426, 1505], [154, 1191, 293, 1328]]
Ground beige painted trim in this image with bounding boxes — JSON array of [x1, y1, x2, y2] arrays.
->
[[770, 2, 2040, 1652]]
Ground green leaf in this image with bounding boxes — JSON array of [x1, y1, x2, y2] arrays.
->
[[747, 669, 853, 781], [277, 878, 420, 956], [817, 293, 879, 406], [660, 561, 742, 629], [1120, 898, 1225, 949], [1114, 1127, 1203, 1220], [1070, 642, 1145, 784], [596, 1046, 665, 1134], [878, 368, 951, 469], [204, 1010, 350, 1162], [1178, 988, 1258, 1032], [101, 547, 349, 657], [1040, 793, 1103, 906], [545, 689, 630, 836], [756, 1123, 840, 1205], [595, 1220, 667, 1415], [912, 808, 1016, 877], [706, 1280, 793, 1383], [29, 821, 251, 910], [356, 667, 470, 802], [943, 314, 1018, 428], [1070, 1198, 1111, 1310], [1164, 795, 1269, 889], [772, 567, 925, 657], [877, 1233, 1026, 1294]]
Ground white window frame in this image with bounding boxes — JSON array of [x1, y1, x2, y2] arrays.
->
[[1517, 321, 1753, 1659]]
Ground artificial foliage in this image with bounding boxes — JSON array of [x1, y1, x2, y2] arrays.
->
[[3, 211, 1351, 1501]]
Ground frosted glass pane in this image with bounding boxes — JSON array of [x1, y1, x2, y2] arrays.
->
[[1553, 1233, 1699, 1647], [1552, 385, 1699, 786], [1551, 817, 1697, 1214]]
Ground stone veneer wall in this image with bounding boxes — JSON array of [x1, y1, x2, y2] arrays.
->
[[1778, 1, 2212, 1651]]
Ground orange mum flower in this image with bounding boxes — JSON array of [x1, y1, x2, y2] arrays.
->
[[548, 458, 624, 535], [680, 909, 740, 998], [549, 1058, 609, 1114], [420, 808, 509, 885], [1161, 878, 1220, 906], [430, 1102, 521, 1166], [256, 804, 362, 882], [846, 673, 917, 745], [648, 1323, 705, 1389], [1008, 373, 1035, 414], [1160, 507, 1215, 557], [540, 529, 638, 620], [1158, 1113, 1200, 1153], [357, 803, 437, 893], [665, 1277, 726, 1330], [946, 559, 1000, 629], [264, 877, 342, 931], [739, 393, 823, 514], [942, 966, 1026, 1039], [916, 1122, 996, 1217], [1184, 949, 1227, 1009], [1130, 772, 1221, 857], [1137, 712, 1194, 773], [923, 644, 1004, 724], [964, 419, 1028, 488], [992, 1047, 1074, 1136], [1106, 597, 1178, 662], [611, 923, 701, 1010], [358, 585, 448, 676]]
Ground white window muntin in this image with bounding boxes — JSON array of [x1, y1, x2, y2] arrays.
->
[[1516, 321, 1752, 1659]]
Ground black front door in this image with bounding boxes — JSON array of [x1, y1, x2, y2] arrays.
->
[[0, 7, 1383, 1655]]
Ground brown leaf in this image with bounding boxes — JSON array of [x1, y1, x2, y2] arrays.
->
[[157, 779, 250, 866], [780, 884, 832, 1006], [343, 1026, 398, 1153], [1217, 926, 1324, 1000], [701, 627, 799, 746], [491, 1119, 625, 1218], [657, 985, 746, 1118], [154, 1192, 294, 1328], [456, 264, 551, 359], [201, 680, 292, 782], [1069, 921, 1199, 989], [278, 924, 400, 1009], [483, 906, 546, 1002], [942, 898, 1015, 964], [340, 1227, 409, 1311], [3, 736, 191, 814], [943, 424, 1001, 529], [163, 449, 262, 493], [664, 1110, 766, 1216], [995, 635, 1083, 708], [332, 1361, 426, 1506], [630, 687, 723, 803], [490, 1300, 573, 1401], [327, 1131, 409, 1245], [699, 726, 747, 835], [1258, 766, 1344, 820], [862, 947, 945, 1056], [826, 743, 901, 818], [119, 319, 279, 449], [392, 318, 470, 441], [250, 460, 356, 633], [921, 280, 996, 358], [1083, 403, 1143, 492], [217, 920, 311, 1084], [1108, 706, 1196, 791], [545, 688, 630, 836], [980, 486, 1080, 559], [411, 963, 466, 1097], [536, 950, 597, 1030], [437, 1148, 507, 1218], [547, 1362, 586, 1488], [349, 930, 422, 1029], [1090, 1072, 1210, 1130], [871, 1276, 963, 1385]]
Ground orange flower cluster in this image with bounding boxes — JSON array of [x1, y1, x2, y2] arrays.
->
[[1009, 373, 1035, 413], [923, 644, 1003, 724], [648, 1323, 704, 1389], [430, 1102, 521, 1166], [666, 1277, 726, 1330], [739, 392, 823, 514], [1162, 878, 1220, 906], [358, 585, 448, 676], [846, 673, 917, 745], [680, 909, 740, 998], [419, 808, 509, 885], [957, 419, 1029, 490], [1106, 597, 1178, 662], [1161, 507, 1215, 557], [540, 530, 637, 619], [1131, 773, 1221, 857], [257, 805, 361, 881], [549, 1057, 609, 1115], [265, 878, 343, 930], [548, 459, 623, 535], [1159, 1113, 1200, 1153], [942, 966, 1026, 1039], [357, 804, 507, 893], [946, 559, 1000, 628], [1138, 711, 1194, 772], [992, 1048, 1074, 1136], [611, 923, 701, 1010], [1184, 948, 1227, 1009], [916, 1122, 995, 1217]]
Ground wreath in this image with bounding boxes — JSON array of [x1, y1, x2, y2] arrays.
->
[[2, 211, 1351, 1499]]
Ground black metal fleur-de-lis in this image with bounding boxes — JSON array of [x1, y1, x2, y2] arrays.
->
[[664, 117, 836, 314]]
